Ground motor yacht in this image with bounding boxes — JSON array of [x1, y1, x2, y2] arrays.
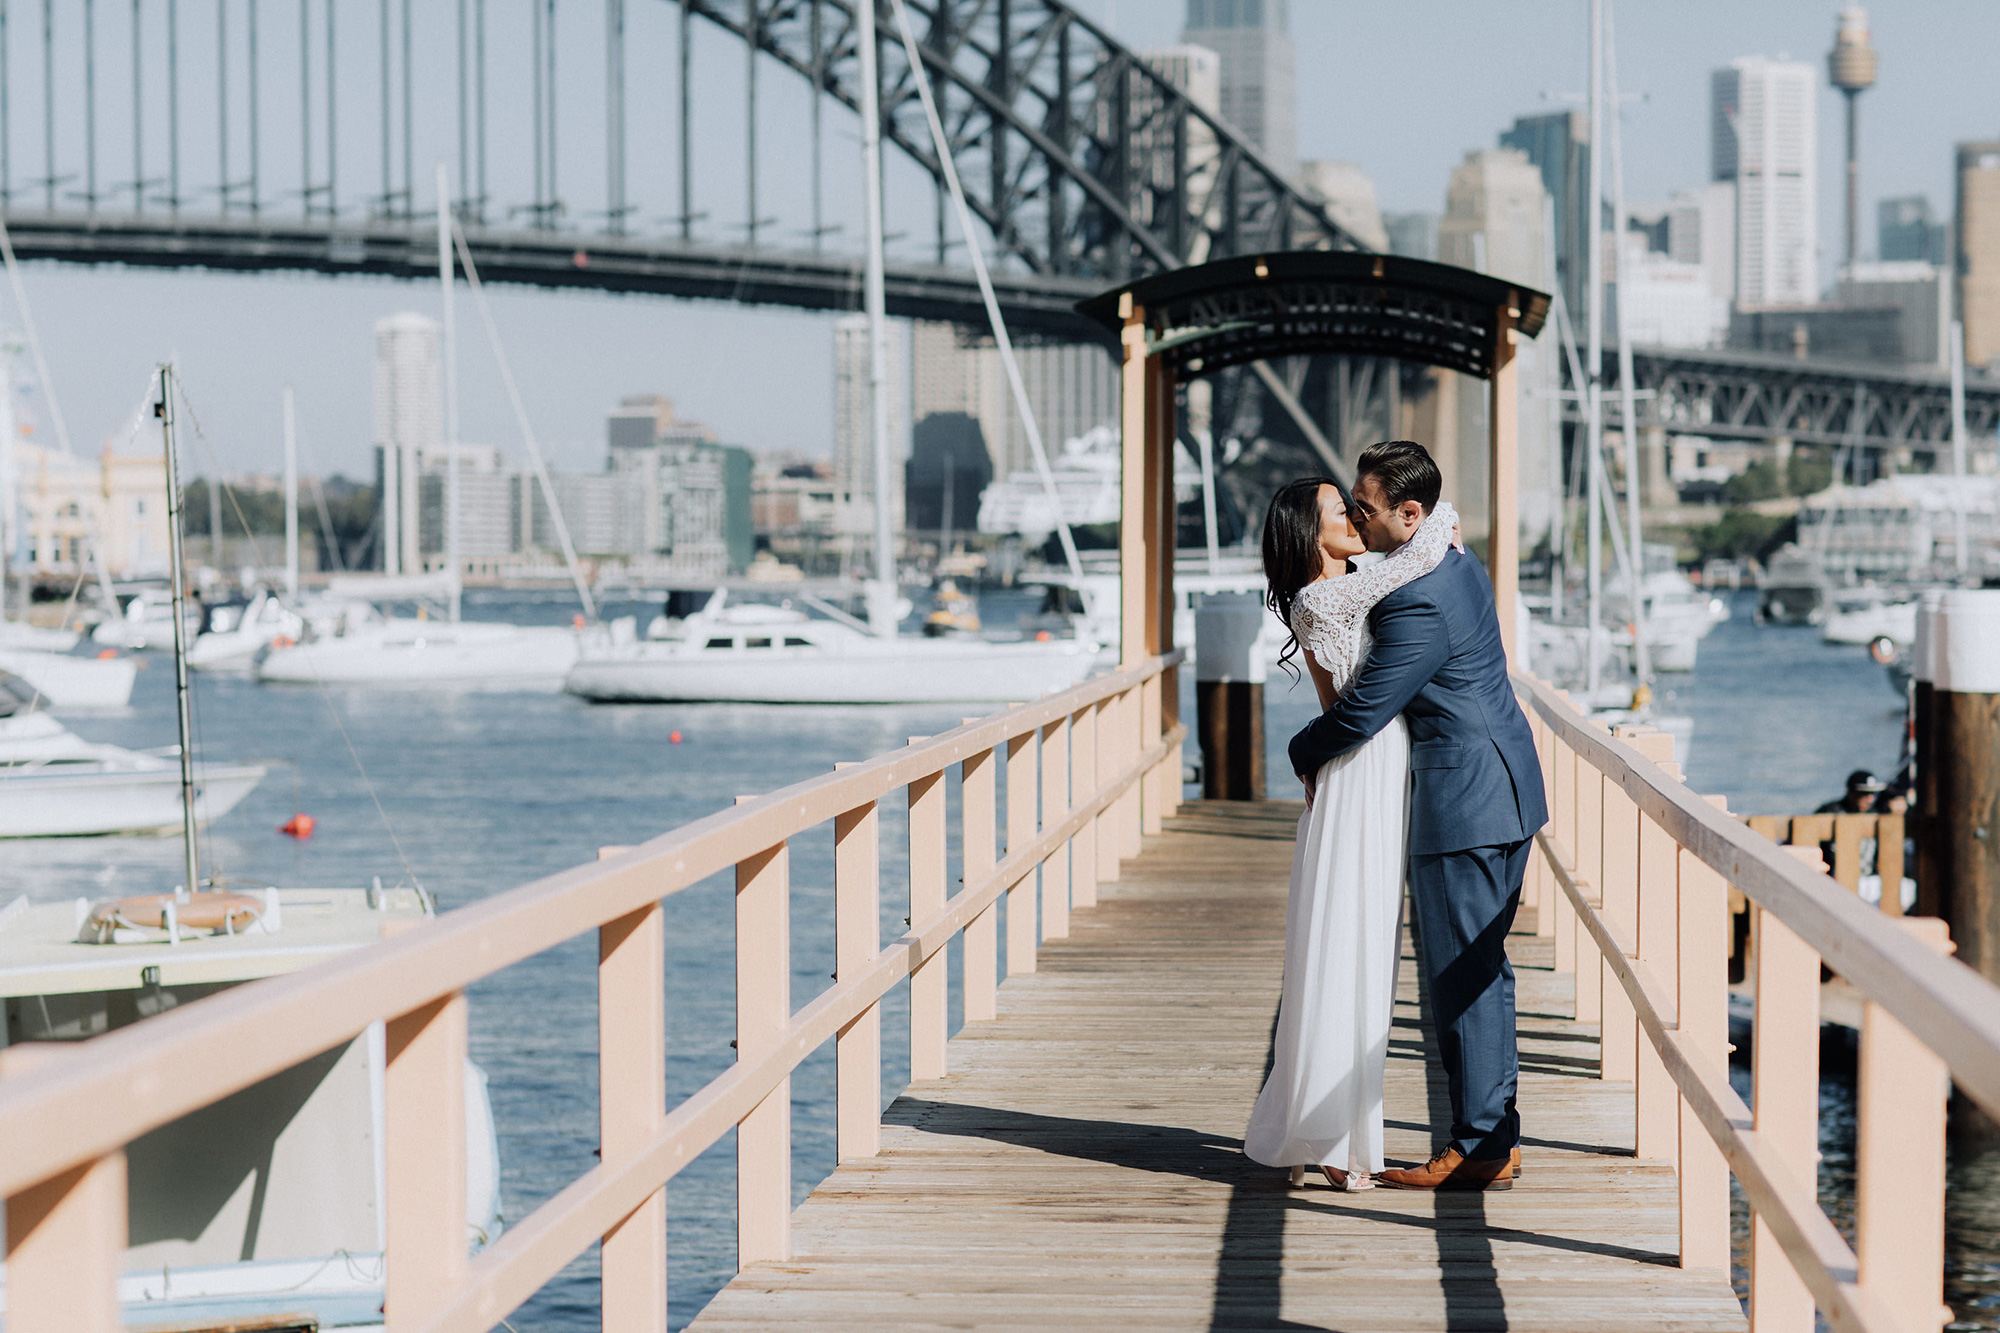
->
[[567, 595, 1097, 704], [0, 672, 264, 837], [186, 590, 308, 672]]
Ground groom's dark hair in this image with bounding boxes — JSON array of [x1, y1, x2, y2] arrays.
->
[[1354, 440, 1442, 514]]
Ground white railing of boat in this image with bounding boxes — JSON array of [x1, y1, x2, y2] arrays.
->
[[0, 652, 1185, 1332]]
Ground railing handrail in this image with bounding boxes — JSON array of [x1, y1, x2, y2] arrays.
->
[[1514, 670, 2000, 1123], [0, 650, 1184, 1201]]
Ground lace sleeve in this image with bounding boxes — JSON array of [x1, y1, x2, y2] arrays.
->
[[1288, 501, 1459, 679]]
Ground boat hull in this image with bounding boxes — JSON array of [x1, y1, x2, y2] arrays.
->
[[260, 624, 580, 689], [568, 640, 1099, 704], [0, 763, 266, 837], [0, 649, 138, 707]]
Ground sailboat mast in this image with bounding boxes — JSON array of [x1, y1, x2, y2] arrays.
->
[[856, 0, 896, 637], [283, 387, 299, 601], [1584, 0, 1605, 699], [158, 365, 201, 898], [438, 160, 462, 622], [1606, 2, 1650, 685]]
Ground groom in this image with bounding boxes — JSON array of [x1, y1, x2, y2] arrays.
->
[[1288, 440, 1548, 1192]]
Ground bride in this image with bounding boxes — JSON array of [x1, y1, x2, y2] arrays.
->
[[1243, 477, 1458, 1190]]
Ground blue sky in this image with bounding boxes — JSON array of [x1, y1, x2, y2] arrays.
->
[[10, 0, 1992, 479]]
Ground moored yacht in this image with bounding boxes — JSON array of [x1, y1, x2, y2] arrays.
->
[[0, 882, 503, 1331], [0, 672, 265, 837], [0, 645, 137, 707], [567, 594, 1097, 704]]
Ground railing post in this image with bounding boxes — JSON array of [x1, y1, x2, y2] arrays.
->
[[1552, 700, 1580, 988], [1006, 729, 1039, 976], [1042, 713, 1072, 940], [1140, 669, 1164, 834], [1856, 916, 1952, 1325], [1600, 738, 1641, 1088], [1630, 730, 1681, 1168], [1072, 704, 1100, 909], [1575, 741, 1605, 1026], [963, 745, 999, 1020], [1161, 660, 1184, 819], [1096, 696, 1121, 885], [735, 837, 790, 1265], [385, 991, 470, 1326], [1678, 795, 1733, 1271], [835, 796, 882, 1159], [1536, 696, 1552, 932], [1118, 687, 1143, 860], [2, 1057, 125, 1333], [599, 899, 668, 1329], [908, 765, 949, 1080], [1750, 849, 1823, 1333]]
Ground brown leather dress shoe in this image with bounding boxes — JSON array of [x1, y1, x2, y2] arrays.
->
[[1377, 1147, 1515, 1191]]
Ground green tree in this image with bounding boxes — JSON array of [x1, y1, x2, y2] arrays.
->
[[1785, 448, 1833, 496], [1722, 460, 1781, 504]]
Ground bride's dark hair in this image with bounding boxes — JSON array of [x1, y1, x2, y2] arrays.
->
[[1262, 475, 1345, 680]]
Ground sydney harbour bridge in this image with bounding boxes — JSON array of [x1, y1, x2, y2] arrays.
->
[[0, 0, 1990, 481]]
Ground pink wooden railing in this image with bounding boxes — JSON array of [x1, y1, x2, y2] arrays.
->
[[1517, 673, 2000, 1333], [0, 652, 1184, 1331]]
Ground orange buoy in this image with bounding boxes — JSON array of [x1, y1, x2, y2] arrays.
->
[[272, 635, 296, 649], [669, 730, 683, 744], [573, 613, 586, 628], [96, 648, 118, 660], [1035, 630, 1052, 642], [280, 812, 316, 839]]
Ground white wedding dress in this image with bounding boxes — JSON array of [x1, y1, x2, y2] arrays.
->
[[1243, 503, 1459, 1181]]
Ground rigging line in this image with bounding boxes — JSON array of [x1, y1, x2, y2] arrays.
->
[[172, 371, 422, 892], [887, 0, 1083, 587], [448, 219, 595, 620]]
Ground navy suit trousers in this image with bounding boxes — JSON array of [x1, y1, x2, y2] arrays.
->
[[1407, 837, 1533, 1162]]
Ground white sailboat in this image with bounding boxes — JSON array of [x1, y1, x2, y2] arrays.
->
[[259, 169, 587, 690], [0, 646, 138, 708]]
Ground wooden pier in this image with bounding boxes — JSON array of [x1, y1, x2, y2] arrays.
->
[[695, 800, 1746, 1331]]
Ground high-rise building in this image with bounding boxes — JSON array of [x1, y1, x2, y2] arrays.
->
[[1957, 142, 2000, 367], [1433, 149, 1554, 545], [601, 394, 753, 574], [1666, 182, 1737, 307], [1878, 196, 1948, 265], [1499, 110, 1589, 323], [1135, 45, 1224, 260], [1711, 57, 1819, 307], [1296, 161, 1389, 251], [372, 312, 442, 574], [1180, 0, 1294, 178], [1383, 212, 1439, 261], [1837, 262, 1951, 367], [911, 323, 1118, 487], [1439, 149, 1548, 289], [833, 314, 905, 535]]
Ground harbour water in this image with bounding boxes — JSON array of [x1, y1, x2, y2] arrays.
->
[[7, 588, 1996, 1328]]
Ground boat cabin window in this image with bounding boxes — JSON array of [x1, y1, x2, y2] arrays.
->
[[705, 637, 735, 649], [783, 637, 811, 647], [746, 637, 772, 649]]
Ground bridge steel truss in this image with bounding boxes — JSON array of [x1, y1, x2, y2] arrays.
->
[[1580, 346, 2000, 462], [0, 0, 1360, 339]]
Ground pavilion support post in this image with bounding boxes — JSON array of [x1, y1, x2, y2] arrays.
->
[[1488, 305, 1520, 663], [1119, 294, 1149, 670]]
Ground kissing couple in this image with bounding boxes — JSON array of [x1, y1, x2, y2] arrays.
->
[[1243, 440, 1547, 1192]]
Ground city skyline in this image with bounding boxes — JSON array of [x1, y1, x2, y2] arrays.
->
[[0, 0, 1991, 479]]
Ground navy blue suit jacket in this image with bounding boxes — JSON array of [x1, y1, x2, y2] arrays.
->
[[1287, 548, 1548, 856]]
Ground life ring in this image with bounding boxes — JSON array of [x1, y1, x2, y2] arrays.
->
[[271, 635, 296, 649], [78, 891, 266, 943]]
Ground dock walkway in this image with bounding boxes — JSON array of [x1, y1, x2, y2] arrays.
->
[[694, 801, 1749, 1331]]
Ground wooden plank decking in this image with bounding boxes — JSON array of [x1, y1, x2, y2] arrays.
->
[[693, 800, 1749, 1331]]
